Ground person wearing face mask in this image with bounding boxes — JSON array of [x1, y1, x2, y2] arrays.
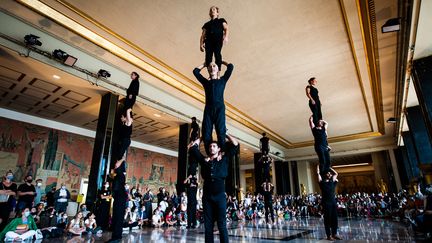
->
[[17, 175, 36, 211], [0, 171, 18, 231], [96, 181, 111, 231], [0, 207, 37, 241], [34, 179, 43, 206], [80, 204, 89, 218], [54, 184, 70, 213]]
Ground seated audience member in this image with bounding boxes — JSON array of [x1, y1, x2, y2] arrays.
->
[[85, 212, 102, 235], [56, 212, 69, 230], [0, 208, 37, 241], [123, 207, 139, 231], [39, 207, 63, 239], [67, 212, 86, 236], [138, 205, 149, 227], [165, 210, 177, 226], [152, 208, 164, 227]]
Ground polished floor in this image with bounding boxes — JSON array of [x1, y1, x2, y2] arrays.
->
[[42, 217, 430, 242]]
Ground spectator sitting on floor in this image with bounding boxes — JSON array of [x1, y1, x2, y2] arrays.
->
[[84, 212, 102, 235], [0, 208, 38, 241], [67, 211, 86, 236]]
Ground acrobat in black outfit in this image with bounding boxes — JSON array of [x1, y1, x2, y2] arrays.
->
[[124, 72, 140, 110], [193, 61, 234, 155], [305, 77, 322, 126], [188, 134, 238, 243], [260, 132, 270, 155], [309, 116, 331, 174], [200, 6, 229, 70], [317, 166, 341, 241]]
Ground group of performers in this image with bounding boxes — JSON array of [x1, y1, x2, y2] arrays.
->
[[106, 5, 340, 242]]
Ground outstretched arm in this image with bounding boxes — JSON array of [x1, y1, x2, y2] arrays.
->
[[309, 116, 315, 129]]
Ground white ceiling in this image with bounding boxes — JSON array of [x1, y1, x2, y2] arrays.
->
[[1, 0, 425, 162]]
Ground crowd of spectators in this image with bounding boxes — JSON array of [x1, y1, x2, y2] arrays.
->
[[1, 169, 431, 241]]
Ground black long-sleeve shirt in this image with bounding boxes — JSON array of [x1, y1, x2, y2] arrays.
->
[[312, 127, 328, 147], [127, 79, 140, 97], [189, 142, 238, 194], [193, 64, 234, 107]]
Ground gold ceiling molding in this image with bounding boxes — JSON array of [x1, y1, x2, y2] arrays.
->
[[293, 131, 383, 147], [17, 0, 292, 148], [15, 0, 384, 149], [356, 0, 385, 135], [338, 0, 373, 131]]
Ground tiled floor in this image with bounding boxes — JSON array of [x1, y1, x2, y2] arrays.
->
[[42, 217, 430, 242]]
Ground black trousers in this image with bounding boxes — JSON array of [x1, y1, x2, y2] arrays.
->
[[96, 200, 110, 230], [111, 193, 127, 240], [323, 202, 338, 237], [116, 137, 131, 161], [187, 189, 197, 227], [261, 147, 269, 155], [264, 200, 274, 222], [202, 105, 226, 155], [309, 100, 322, 126], [263, 164, 271, 181], [123, 95, 136, 110], [205, 38, 223, 69], [203, 192, 228, 243], [315, 145, 331, 173]]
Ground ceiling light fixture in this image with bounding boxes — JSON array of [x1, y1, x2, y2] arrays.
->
[[52, 49, 77, 67], [382, 18, 400, 33], [24, 34, 42, 46], [333, 163, 370, 168], [153, 114, 161, 118], [52, 75, 61, 79], [97, 69, 111, 78]]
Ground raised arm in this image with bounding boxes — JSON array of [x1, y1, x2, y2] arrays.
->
[[126, 108, 132, 126], [183, 175, 191, 184], [221, 61, 234, 82], [200, 29, 206, 52], [188, 138, 206, 165], [193, 63, 208, 85], [317, 165, 322, 182], [309, 116, 315, 129], [330, 167, 338, 181], [322, 120, 328, 130], [226, 133, 239, 146], [223, 22, 229, 43]]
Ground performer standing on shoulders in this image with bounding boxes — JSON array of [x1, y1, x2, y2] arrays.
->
[[200, 6, 229, 71], [193, 60, 234, 155], [306, 77, 322, 126]]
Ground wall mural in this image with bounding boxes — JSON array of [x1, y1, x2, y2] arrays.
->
[[0, 117, 177, 198], [337, 172, 376, 194]]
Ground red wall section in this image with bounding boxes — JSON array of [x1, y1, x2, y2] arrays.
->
[[0, 116, 177, 196]]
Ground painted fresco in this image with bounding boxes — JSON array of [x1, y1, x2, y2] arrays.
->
[[0, 117, 177, 197]]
